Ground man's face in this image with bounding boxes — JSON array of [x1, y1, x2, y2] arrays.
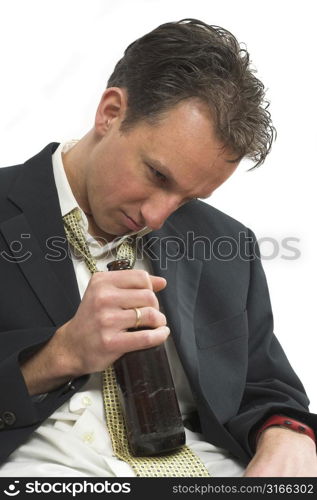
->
[[85, 98, 239, 242]]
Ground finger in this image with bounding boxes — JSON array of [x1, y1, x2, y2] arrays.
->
[[110, 325, 170, 353], [99, 307, 166, 331], [97, 288, 159, 310], [93, 269, 154, 290], [125, 307, 167, 330], [150, 276, 167, 293], [118, 288, 160, 309]]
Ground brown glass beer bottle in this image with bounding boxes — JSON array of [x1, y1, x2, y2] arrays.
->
[[107, 258, 185, 456]]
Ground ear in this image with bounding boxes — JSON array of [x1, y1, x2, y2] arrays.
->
[[94, 87, 128, 136]]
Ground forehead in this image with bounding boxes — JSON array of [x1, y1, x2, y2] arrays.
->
[[134, 100, 238, 198]]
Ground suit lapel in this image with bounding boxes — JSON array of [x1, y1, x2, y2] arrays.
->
[[1, 144, 80, 325], [146, 224, 203, 392]]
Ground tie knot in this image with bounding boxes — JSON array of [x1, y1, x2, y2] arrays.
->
[[116, 237, 136, 268]]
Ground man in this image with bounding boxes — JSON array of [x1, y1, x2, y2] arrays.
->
[[0, 19, 316, 477]]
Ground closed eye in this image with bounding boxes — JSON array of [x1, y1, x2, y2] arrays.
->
[[147, 165, 167, 184]]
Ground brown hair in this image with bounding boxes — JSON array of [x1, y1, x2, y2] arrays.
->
[[107, 19, 276, 167]]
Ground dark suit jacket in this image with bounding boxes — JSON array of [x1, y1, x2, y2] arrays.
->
[[0, 143, 316, 465]]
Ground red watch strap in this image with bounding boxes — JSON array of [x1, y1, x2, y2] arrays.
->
[[255, 415, 316, 447]]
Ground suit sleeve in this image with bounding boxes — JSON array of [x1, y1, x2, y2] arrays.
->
[[225, 228, 317, 457], [0, 327, 87, 463], [0, 327, 86, 424], [0, 328, 53, 427]]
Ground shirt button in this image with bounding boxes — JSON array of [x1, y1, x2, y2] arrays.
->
[[82, 432, 94, 444], [81, 396, 92, 407]]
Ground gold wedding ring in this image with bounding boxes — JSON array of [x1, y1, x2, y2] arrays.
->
[[133, 307, 142, 329]]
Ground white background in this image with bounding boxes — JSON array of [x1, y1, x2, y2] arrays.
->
[[0, 0, 316, 411]]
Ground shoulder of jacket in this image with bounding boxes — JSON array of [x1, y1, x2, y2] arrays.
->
[[170, 199, 249, 236], [0, 163, 24, 194]]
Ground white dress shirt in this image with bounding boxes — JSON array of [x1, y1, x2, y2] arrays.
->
[[0, 142, 245, 477]]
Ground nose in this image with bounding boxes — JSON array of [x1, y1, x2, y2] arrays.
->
[[141, 194, 182, 231]]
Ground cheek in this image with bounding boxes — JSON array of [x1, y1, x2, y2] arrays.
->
[[91, 176, 142, 211], [88, 146, 146, 205]]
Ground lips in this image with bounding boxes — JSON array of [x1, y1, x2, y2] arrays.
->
[[122, 212, 144, 231]]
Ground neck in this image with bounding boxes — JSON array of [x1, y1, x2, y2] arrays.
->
[[62, 134, 91, 214], [62, 133, 116, 243]]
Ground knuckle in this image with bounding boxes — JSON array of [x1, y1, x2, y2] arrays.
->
[[134, 269, 150, 286], [141, 330, 155, 348], [146, 307, 158, 325], [88, 283, 113, 308], [142, 289, 157, 306], [145, 308, 165, 327], [99, 310, 116, 329], [101, 332, 113, 351], [159, 311, 167, 326], [98, 288, 116, 307]]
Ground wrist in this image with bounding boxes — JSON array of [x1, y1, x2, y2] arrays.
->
[[255, 426, 317, 459], [49, 322, 82, 378], [20, 324, 78, 396]]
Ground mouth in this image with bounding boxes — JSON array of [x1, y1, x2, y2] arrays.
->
[[122, 212, 144, 232]]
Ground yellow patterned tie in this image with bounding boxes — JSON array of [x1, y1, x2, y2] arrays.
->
[[63, 208, 98, 274], [63, 207, 210, 477]]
